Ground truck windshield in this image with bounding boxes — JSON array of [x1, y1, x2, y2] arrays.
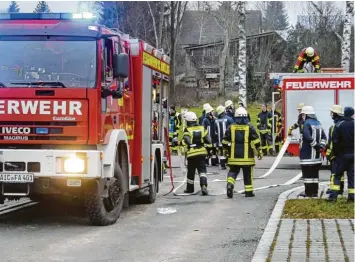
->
[[0, 39, 96, 88]]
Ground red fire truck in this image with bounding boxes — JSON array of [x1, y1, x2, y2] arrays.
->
[[0, 13, 170, 226], [270, 70, 355, 156]]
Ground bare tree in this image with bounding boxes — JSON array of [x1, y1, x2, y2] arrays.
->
[[342, 1, 354, 72], [205, 1, 238, 96]]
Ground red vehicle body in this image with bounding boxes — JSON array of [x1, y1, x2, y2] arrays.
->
[[0, 13, 170, 226], [270, 71, 355, 157]]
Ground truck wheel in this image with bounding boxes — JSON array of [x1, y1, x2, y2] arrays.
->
[[141, 158, 159, 204], [85, 163, 126, 226]]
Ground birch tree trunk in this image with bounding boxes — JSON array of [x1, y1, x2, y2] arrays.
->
[[219, 29, 229, 96], [341, 1, 354, 73], [237, 1, 247, 106]]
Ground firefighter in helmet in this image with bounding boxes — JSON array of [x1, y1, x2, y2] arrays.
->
[[238, 102, 251, 122], [180, 111, 211, 195], [214, 105, 234, 169], [328, 106, 354, 202], [222, 107, 263, 198], [169, 105, 181, 154], [257, 104, 273, 155], [299, 106, 327, 197], [202, 105, 218, 166], [225, 100, 235, 119], [271, 108, 283, 153], [199, 103, 211, 125], [288, 103, 305, 137], [293, 47, 321, 73], [326, 105, 344, 195]]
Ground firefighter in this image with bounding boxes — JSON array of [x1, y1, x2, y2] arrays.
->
[[225, 100, 235, 119], [326, 105, 344, 195], [222, 107, 263, 198], [215, 105, 234, 169], [238, 102, 251, 122], [181, 111, 211, 195], [257, 104, 273, 155], [169, 106, 181, 154], [199, 103, 210, 125], [293, 47, 321, 73], [202, 105, 218, 166], [299, 106, 327, 197], [288, 103, 305, 136], [328, 106, 354, 202], [271, 108, 282, 153]]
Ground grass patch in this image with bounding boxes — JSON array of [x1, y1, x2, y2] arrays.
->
[[282, 198, 355, 219], [321, 220, 330, 262], [336, 219, 350, 262], [266, 219, 282, 262], [306, 220, 310, 262]]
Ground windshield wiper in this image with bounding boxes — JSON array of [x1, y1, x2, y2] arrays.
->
[[0, 82, 6, 88], [10, 81, 66, 88]]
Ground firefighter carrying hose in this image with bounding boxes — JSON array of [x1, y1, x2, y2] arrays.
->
[[222, 107, 263, 198], [326, 105, 344, 195], [202, 105, 218, 166], [225, 100, 235, 119], [180, 111, 211, 195], [299, 106, 327, 197], [288, 103, 305, 137], [257, 104, 273, 155], [215, 105, 234, 169], [328, 106, 354, 202], [169, 105, 181, 154]]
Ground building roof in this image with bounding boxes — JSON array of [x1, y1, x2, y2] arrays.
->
[[179, 10, 262, 45], [184, 31, 286, 50]]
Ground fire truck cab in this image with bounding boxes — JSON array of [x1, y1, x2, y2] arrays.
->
[[270, 70, 355, 156], [0, 13, 170, 226]]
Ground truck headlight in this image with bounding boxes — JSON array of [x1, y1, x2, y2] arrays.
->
[[64, 156, 85, 173]]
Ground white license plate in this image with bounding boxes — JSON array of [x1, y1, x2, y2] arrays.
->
[[0, 173, 34, 183], [67, 179, 81, 187]]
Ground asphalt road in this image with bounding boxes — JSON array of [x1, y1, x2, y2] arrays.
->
[[0, 156, 331, 262]]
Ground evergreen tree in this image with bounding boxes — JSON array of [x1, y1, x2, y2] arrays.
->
[[8, 1, 20, 13], [33, 1, 50, 13], [263, 1, 289, 31]]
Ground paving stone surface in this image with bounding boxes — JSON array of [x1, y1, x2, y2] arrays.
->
[[268, 219, 355, 262]]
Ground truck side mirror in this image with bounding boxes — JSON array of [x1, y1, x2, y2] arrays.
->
[[113, 53, 129, 78]]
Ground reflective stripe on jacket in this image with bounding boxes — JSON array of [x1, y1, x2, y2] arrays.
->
[[181, 124, 212, 159]]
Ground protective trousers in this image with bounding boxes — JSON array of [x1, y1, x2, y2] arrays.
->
[[273, 133, 281, 153], [226, 166, 254, 197], [210, 146, 218, 166], [169, 132, 178, 153], [217, 147, 226, 169], [329, 159, 344, 194], [186, 155, 208, 193], [260, 132, 272, 155], [301, 164, 321, 197], [330, 157, 354, 201]]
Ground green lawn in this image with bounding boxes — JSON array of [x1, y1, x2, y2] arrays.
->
[[282, 198, 355, 219]]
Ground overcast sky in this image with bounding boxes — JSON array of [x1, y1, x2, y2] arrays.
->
[[0, 1, 347, 26]]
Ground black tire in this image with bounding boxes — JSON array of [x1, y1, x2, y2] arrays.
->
[[85, 164, 126, 226], [141, 158, 159, 204]]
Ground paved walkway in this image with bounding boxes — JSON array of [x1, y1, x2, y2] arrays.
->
[[253, 183, 355, 262]]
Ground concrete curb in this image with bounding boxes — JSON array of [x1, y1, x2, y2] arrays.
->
[[251, 182, 330, 262]]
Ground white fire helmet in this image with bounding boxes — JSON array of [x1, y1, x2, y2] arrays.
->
[[203, 103, 211, 111], [185, 111, 197, 122], [205, 105, 214, 114], [330, 105, 343, 116], [301, 106, 315, 115], [305, 47, 314, 57], [235, 107, 248, 117], [216, 105, 225, 115], [225, 100, 234, 108]]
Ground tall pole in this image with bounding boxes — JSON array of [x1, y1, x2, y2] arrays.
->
[[341, 1, 354, 72], [237, 1, 247, 106]]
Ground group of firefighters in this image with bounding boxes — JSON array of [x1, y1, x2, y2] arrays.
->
[[288, 103, 354, 202], [168, 100, 283, 197], [167, 100, 354, 202]]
